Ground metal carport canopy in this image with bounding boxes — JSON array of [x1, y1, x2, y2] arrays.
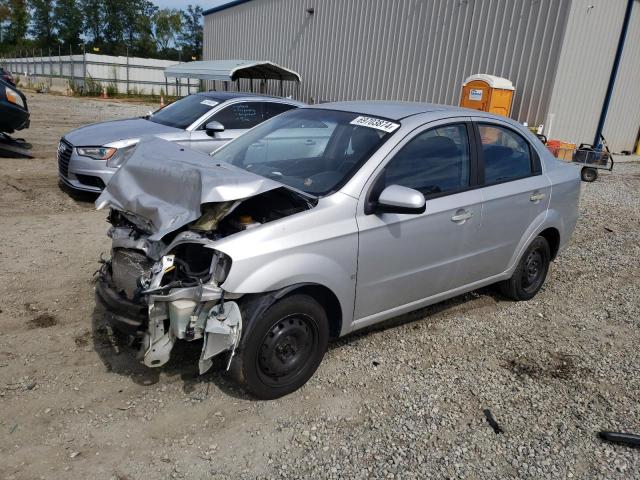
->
[[164, 60, 301, 82]]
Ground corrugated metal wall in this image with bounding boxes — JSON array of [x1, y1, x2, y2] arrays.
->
[[546, 0, 630, 148], [204, 0, 571, 126], [604, 1, 640, 151]]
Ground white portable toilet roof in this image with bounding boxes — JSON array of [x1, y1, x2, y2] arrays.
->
[[463, 74, 515, 90]]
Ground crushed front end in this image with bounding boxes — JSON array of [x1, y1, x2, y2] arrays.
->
[[96, 208, 242, 374], [93, 137, 314, 373]]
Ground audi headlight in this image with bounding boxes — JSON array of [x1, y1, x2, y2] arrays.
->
[[106, 145, 137, 168], [104, 138, 140, 168], [5, 86, 25, 109], [76, 138, 140, 166], [76, 146, 117, 160]]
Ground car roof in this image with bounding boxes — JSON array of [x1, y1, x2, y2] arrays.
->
[[308, 101, 529, 128], [194, 91, 299, 103], [309, 101, 470, 121]]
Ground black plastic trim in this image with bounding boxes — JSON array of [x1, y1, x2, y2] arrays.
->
[[95, 279, 147, 335]]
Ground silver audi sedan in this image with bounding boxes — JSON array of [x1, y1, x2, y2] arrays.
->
[[57, 92, 303, 192], [95, 102, 581, 399]]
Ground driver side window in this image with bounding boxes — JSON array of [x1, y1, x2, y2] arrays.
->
[[384, 124, 471, 197]]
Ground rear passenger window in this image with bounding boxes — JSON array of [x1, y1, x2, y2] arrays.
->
[[262, 102, 297, 121], [211, 102, 263, 129], [384, 124, 471, 196], [478, 124, 533, 184]]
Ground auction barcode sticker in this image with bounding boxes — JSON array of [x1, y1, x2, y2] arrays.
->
[[350, 116, 400, 133]]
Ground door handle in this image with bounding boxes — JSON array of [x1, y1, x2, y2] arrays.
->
[[451, 209, 473, 223], [304, 139, 316, 145], [530, 191, 546, 202]]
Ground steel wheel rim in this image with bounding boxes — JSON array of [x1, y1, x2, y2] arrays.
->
[[521, 248, 544, 292], [257, 313, 317, 386]]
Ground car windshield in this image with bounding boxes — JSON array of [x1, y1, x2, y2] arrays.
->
[[211, 108, 398, 196], [148, 94, 218, 129]]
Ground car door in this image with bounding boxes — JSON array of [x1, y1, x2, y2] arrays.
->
[[354, 120, 484, 321], [189, 101, 264, 153], [471, 120, 551, 279]]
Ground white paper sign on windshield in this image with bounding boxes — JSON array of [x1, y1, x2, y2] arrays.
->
[[350, 116, 400, 133], [200, 99, 219, 107]]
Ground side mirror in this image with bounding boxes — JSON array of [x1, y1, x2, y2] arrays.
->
[[205, 121, 225, 137], [376, 185, 426, 214]]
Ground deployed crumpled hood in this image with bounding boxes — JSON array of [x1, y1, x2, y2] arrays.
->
[[95, 137, 283, 240], [64, 117, 182, 146]]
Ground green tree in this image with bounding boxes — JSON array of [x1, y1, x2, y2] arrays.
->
[[133, 0, 157, 57], [5, 0, 28, 45], [29, 0, 56, 47], [153, 8, 181, 53], [120, 0, 155, 54], [54, 0, 82, 47], [81, 0, 103, 47], [103, 0, 127, 53], [179, 4, 202, 59], [0, 2, 10, 45]]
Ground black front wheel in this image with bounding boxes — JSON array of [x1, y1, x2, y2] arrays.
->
[[230, 294, 329, 400], [500, 236, 551, 301]]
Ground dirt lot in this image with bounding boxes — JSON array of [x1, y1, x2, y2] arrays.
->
[[1, 93, 639, 479]]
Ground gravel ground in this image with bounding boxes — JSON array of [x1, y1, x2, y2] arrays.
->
[[0, 93, 639, 479]]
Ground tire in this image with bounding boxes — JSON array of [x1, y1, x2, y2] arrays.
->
[[230, 294, 329, 400], [499, 236, 551, 301], [581, 167, 598, 182]]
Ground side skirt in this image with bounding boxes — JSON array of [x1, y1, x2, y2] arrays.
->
[[349, 271, 511, 333]]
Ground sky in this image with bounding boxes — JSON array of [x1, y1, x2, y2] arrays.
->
[[152, 0, 231, 10]]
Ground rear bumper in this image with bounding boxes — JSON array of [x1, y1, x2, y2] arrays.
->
[[95, 277, 147, 337]]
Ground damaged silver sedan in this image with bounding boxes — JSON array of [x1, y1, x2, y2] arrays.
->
[[95, 103, 580, 399]]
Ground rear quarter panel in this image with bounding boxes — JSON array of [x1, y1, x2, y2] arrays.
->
[[543, 154, 581, 253]]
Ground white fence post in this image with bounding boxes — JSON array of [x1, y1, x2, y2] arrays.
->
[[82, 44, 86, 89], [126, 47, 130, 94], [70, 45, 74, 88]]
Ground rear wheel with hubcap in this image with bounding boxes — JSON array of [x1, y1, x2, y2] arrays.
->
[[500, 236, 551, 301], [231, 294, 329, 399]]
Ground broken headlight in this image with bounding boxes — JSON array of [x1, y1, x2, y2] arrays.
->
[[159, 246, 231, 288], [211, 250, 232, 285]]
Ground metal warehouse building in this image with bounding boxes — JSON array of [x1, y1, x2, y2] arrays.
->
[[203, 0, 640, 151]]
